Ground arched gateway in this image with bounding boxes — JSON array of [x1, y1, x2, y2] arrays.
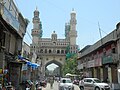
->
[[45, 59, 63, 76], [30, 8, 78, 76]]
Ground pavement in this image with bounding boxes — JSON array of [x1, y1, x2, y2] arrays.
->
[[42, 81, 80, 90]]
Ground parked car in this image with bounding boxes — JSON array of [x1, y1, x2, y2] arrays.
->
[[79, 78, 111, 90], [58, 77, 74, 90]]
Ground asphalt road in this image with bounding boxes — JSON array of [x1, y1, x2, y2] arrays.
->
[[42, 81, 80, 90]]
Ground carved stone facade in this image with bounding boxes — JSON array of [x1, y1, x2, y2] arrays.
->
[[30, 9, 78, 75]]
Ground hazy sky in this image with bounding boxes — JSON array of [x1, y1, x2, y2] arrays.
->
[[15, 0, 120, 50]]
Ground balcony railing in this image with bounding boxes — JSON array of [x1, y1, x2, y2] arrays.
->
[[37, 52, 66, 56]]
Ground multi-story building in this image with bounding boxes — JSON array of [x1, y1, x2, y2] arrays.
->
[[30, 8, 78, 76], [0, 0, 28, 89], [77, 22, 120, 90]]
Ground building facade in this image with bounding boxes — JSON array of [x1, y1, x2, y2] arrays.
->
[[30, 9, 78, 76], [0, 0, 28, 89], [77, 22, 120, 90]]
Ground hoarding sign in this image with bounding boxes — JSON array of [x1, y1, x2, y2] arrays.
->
[[2, 7, 19, 31], [87, 60, 95, 68], [95, 58, 102, 67]]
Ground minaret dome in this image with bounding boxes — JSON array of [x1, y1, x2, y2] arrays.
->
[[34, 7, 39, 17]]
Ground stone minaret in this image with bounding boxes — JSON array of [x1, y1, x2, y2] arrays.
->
[[69, 9, 77, 45], [31, 8, 42, 44]]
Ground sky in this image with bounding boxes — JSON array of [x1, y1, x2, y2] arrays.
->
[[14, 0, 120, 50], [14, 0, 120, 70]]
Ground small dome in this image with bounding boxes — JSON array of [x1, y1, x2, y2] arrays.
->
[[52, 31, 56, 34], [34, 7, 39, 15], [51, 31, 57, 40], [71, 8, 76, 14]]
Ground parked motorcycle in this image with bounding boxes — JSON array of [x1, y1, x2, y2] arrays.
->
[[36, 83, 42, 90], [5, 82, 15, 90]]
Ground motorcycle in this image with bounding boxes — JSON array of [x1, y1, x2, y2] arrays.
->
[[5, 82, 15, 90], [36, 86, 42, 90], [36, 83, 42, 90]]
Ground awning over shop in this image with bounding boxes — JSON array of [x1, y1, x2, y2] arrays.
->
[[18, 55, 25, 60], [31, 63, 40, 68], [26, 61, 40, 68], [17, 55, 40, 68]]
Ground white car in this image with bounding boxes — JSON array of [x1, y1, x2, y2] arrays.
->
[[59, 78, 74, 90], [79, 78, 111, 90]]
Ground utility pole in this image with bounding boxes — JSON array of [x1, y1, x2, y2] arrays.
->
[[98, 22, 103, 45]]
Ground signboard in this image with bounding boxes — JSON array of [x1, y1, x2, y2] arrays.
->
[[2, 7, 19, 31], [95, 58, 102, 67], [77, 64, 83, 70], [102, 55, 113, 64], [22, 64, 28, 71], [87, 60, 95, 68]]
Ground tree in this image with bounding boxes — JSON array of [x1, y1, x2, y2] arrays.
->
[[62, 54, 78, 76]]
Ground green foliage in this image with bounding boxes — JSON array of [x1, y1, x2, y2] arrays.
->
[[62, 54, 78, 76], [66, 45, 70, 53], [66, 53, 75, 59], [39, 21, 43, 37]]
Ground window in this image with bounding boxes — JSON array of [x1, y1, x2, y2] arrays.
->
[[53, 42, 56, 45], [61, 50, 64, 54], [57, 50, 60, 54], [45, 49, 47, 53], [40, 49, 43, 53], [86, 79, 93, 83], [112, 48, 116, 53], [65, 50, 67, 54], [49, 49, 51, 53]]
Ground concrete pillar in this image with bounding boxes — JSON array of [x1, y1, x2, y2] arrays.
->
[[0, 52, 5, 69], [93, 68, 97, 77], [108, 67, 112, 83], [100, 68, 103, 81]]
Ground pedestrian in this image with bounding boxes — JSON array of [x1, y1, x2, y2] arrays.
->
[[103, 77, 109, 83], [49, 76, 54, 89], [31, 83, 35, 90]]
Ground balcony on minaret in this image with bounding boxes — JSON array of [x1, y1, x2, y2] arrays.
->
[[33, 18, 40, 23], [31, 29, 40, 36], [71, 9, 76, 19]]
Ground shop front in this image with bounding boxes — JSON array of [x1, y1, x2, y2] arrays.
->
[[118, 68, 120, 84], [94, 58, 102, 80], [9, 61, 23, 89], [87, 60, 95, 77], [102, 55, 117, 83], [102, 55, 120, 90]]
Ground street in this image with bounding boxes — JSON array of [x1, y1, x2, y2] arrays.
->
[[42, 81, 80, 90]]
